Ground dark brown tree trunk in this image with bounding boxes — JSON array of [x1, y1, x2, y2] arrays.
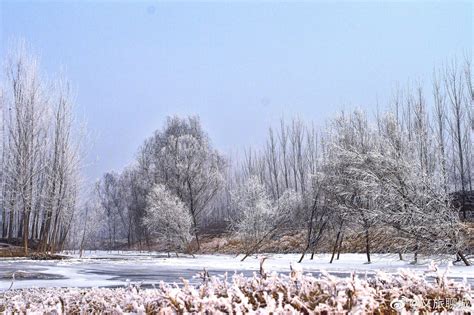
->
[[336, 233, 344, 260], [8, 206, 14, 240], [457, 251, 471, 266], [240, 227, 278, 261], [413, 242, 419, 264], [298, 244, 310, 263], [310, 246, 316, 260], [365, 228, 371, 263], [194, 229, 200, 250], [1, 208, 6, 238], [330, 229, 341, 264], [299, 198, 318, 263], [23, 210, 30, 255]]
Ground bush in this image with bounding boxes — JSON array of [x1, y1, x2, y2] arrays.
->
[[0, 266, 472, 314]]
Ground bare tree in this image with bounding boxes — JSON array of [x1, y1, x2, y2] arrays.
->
[[445, 61, 469, 218], [0, 42, 83, 255], [2, 43, 49, 254]]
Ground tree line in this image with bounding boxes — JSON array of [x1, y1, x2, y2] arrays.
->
[[73, 58, 472, 264], [0, 43, 83, 254], [0, 44, 471, 264]]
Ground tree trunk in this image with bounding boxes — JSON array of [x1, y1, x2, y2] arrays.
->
[[336, 233, 344, 260], [457, 251, 471, 266], [8, 206, 14, 240], [298, 244, 310, 263], [299, 197, 318, 263], [241, 227, 278, 261], [23, 210, 30, 255], [79, 228, 86, 258], [187, 180, 200, 251], [194, 230, 200, 250], [330, 229, 341, 264], [30, 211, 38, 242], [365, 228, 371, 263], [413, 242, 419, 264], [1, 207, 6, 238]]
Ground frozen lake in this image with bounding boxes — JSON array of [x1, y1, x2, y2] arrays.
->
[[1, 251, 473, 291]]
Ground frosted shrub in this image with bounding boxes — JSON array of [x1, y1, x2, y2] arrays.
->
[[143, 184, 193, 251], [232, 176, 273, 248], [1, 266, 472, 314]]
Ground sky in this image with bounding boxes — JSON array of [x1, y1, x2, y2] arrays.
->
[[0, 1, 472, 183]]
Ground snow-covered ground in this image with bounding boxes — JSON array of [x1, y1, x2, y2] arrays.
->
[[1, 251, 473, 291]]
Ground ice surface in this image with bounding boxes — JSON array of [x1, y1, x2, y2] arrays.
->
[[1, 251, 472, 291]]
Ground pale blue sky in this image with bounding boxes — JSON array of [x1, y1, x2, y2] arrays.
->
[[0, 1, 472, 182]]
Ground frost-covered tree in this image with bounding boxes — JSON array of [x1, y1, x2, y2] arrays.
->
[[232, 176, 302, 260], [322, 109, 469, 264], [1, 43, 49, 254], [143, 184, 192, 253], [74, 199, 105, 256], [89, 116, 225, 251], [84, 57, 472, 262], [96, 172, 130, 249], [298, 173, 331, 262], [163, 133, 224, 247], [0, 41, 83, 254], [375, 113, 468, 263], [320, 107, 469, 264], [139, 116, 225, 248], [324, 110, 381, 263], [232, 176, 272, 248], [444, 61, 473, 218]]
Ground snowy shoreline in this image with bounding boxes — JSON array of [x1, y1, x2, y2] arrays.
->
[[1, 252, 473, 291]]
